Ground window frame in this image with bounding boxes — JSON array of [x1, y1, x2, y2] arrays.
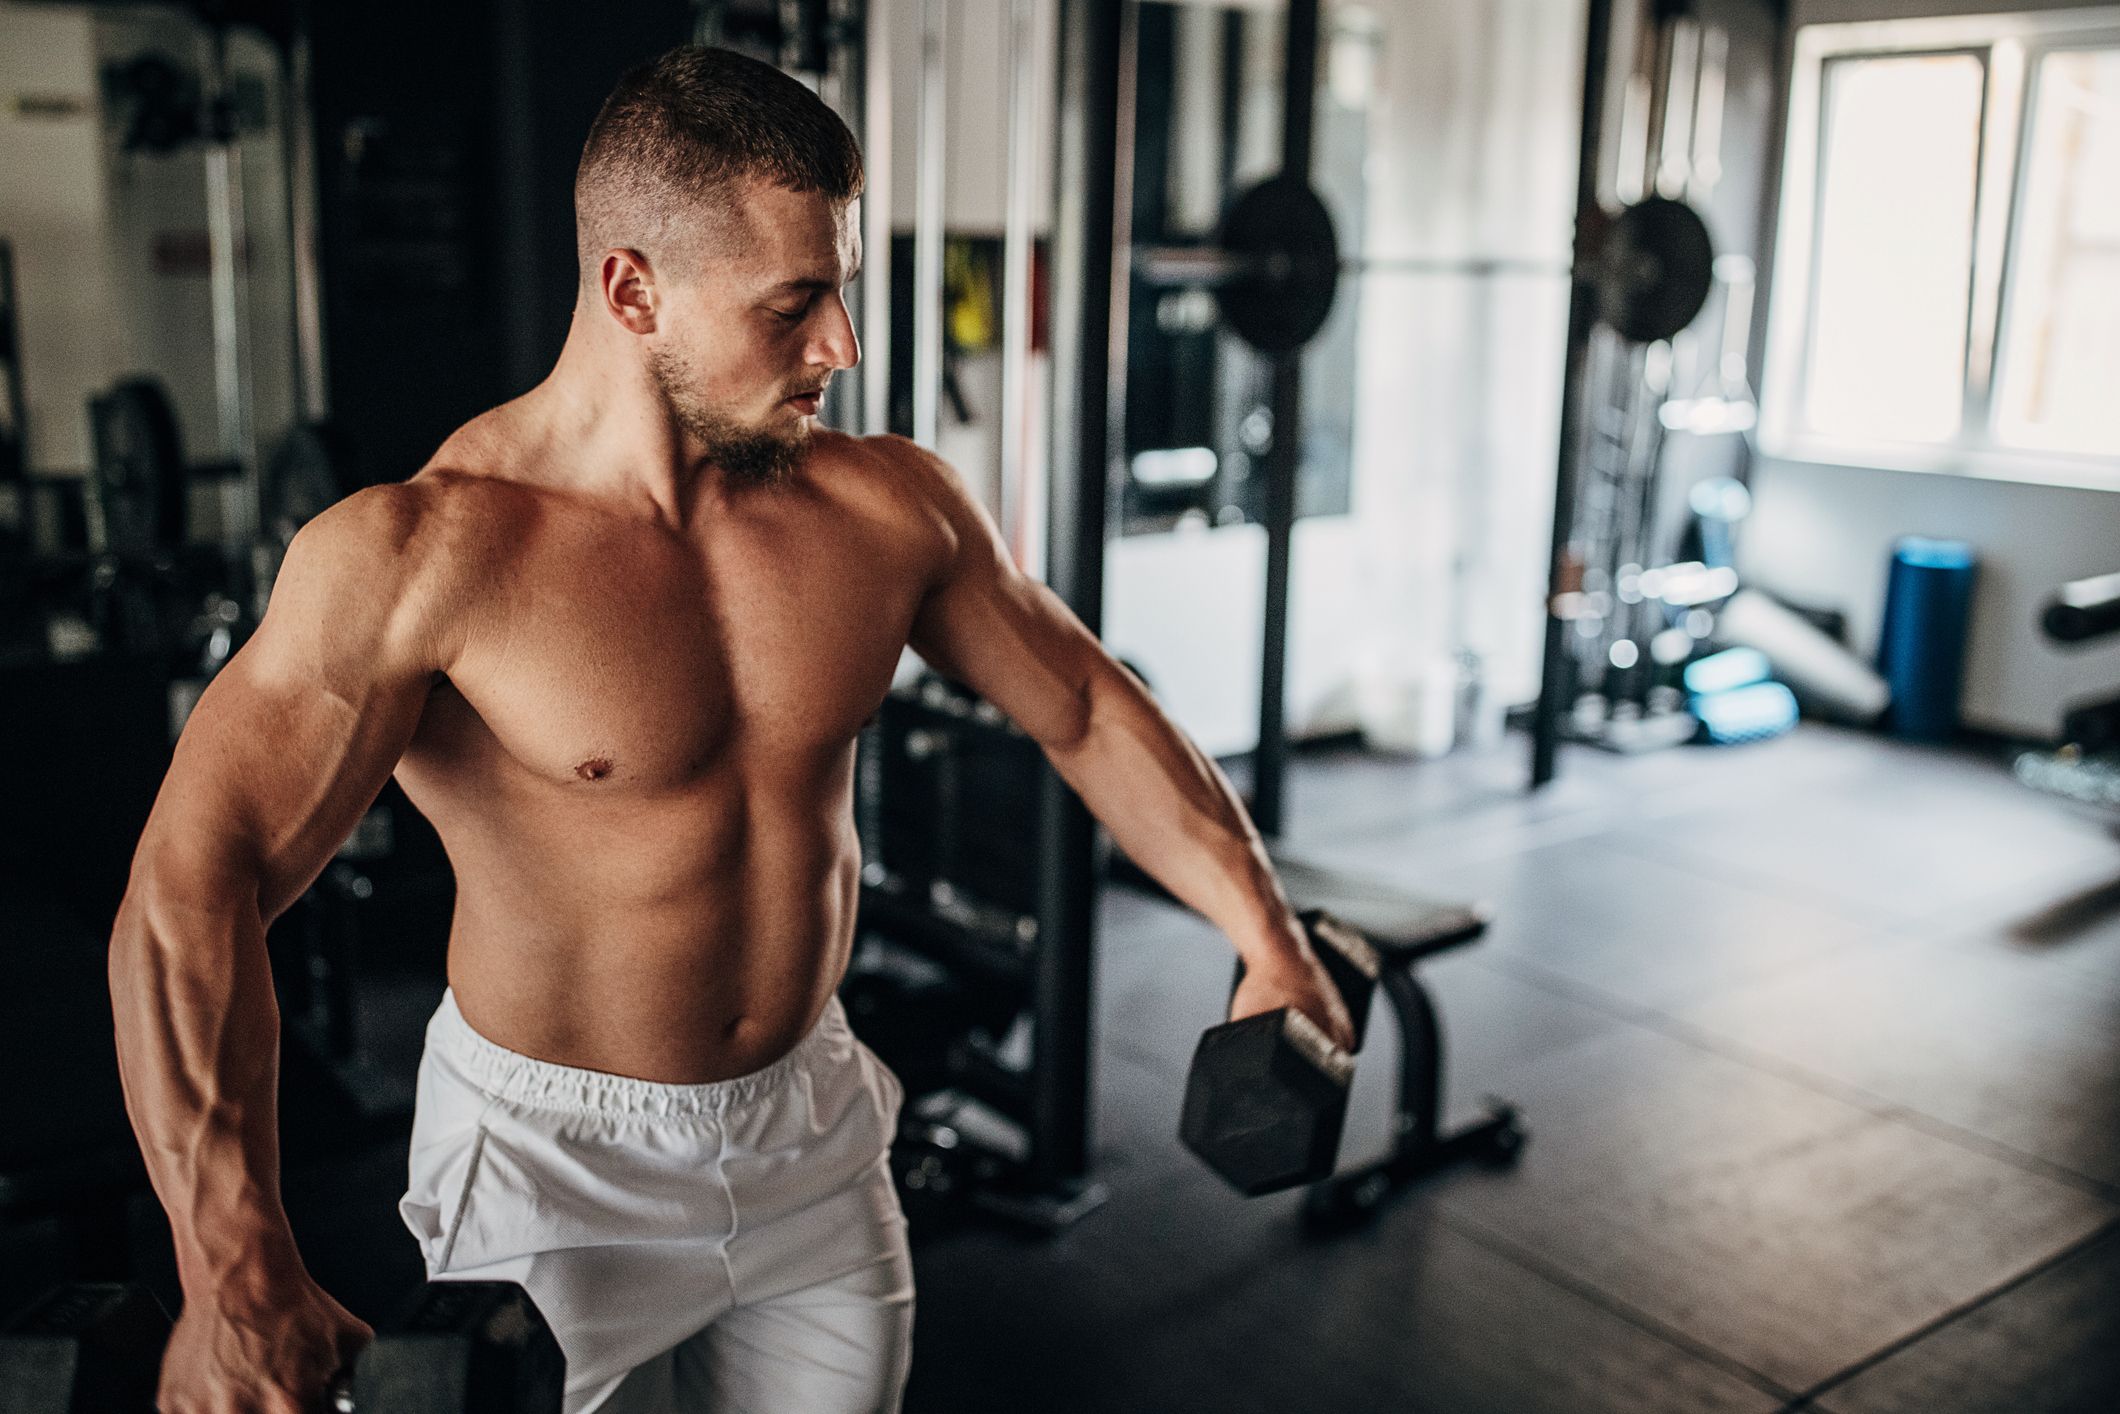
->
[[1761, 7, 2120, 492]]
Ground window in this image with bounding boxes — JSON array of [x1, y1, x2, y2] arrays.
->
[[1763, 9, 2120, 488], [1994, 47, 2120, 456]]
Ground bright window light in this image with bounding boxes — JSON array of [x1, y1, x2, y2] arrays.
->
[[1994, 47, 2120, 456], [1802, 53, 1986, 446]]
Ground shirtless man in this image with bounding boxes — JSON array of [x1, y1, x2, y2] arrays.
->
[[110, 45, 1353, 1414]]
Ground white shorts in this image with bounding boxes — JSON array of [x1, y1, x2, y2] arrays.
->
[[397, 990, 914, 1414]]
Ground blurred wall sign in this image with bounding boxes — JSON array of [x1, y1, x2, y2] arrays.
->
[[12, 93, 94, 121], [151, 231, 254, 278]]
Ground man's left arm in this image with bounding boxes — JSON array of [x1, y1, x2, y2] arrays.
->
[[895, 440, 1354, 1048]]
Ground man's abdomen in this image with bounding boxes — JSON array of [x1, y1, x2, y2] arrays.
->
[[424, 791, 865, 1084]]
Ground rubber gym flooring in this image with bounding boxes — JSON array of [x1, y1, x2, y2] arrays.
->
[[127, 725, 2120, 1411]]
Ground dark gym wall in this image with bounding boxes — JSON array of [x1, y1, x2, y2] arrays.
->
[[309, 0, 691, 489], [488, 0, 698, 394]]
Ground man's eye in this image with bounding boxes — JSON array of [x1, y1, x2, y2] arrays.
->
[[771, 303, 809, 323]]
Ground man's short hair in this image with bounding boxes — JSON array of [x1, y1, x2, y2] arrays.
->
[[575, 45, 864, 287]]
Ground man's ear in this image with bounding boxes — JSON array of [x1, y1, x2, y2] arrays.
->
[[599, 248, 658, 335]]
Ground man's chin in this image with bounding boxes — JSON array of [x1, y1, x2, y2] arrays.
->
[[708, 422, 808, 486]]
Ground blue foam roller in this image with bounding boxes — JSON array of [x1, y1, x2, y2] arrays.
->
[[1692, 680, 1799, 745], [1876, 538, 1978, 742], [1684, 646, 1771, 697]]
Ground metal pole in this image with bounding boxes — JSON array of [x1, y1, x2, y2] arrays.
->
[[282, 8, 327, 423], [1033, 0, 1130, 1191], [999, 0, 1041, 568], [818, 0, 859, 430], [0, 245, 27, 482], [1531, 0, 1619, 788], [1656, 17, 1699, 199], [1689, 23, 1727, 203], [1249, 0, 1322, 838], [201, 25, 259, 541], [912, 0, 948, 446], [859, 0, 893, 435]]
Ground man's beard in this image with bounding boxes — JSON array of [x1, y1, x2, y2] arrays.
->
[[649, 347, 809, 487]]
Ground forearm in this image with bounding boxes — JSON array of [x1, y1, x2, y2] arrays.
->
[[110, 851, 302, 1300], [1043, 661, 1308, 971]]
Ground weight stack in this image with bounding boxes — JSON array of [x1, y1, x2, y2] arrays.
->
[[1876, 537, 1978, 743]]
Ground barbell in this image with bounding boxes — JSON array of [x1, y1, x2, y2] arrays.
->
[[1132, 176, 1716, 355]]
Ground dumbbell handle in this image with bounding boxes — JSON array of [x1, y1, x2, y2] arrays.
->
[[1230, 909, 1381, 1049], [1256, 1004, 1355, 1084]]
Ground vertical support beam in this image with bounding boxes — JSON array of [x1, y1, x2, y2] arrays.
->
[[1216, 9, 1243, 199], [1531, 0, 1618, 789], [858, 0, 894, 435], [201, 25, 259, 542], [821, 0, 883, 434], [912, 0, 948, 446], [283, 4, 329, 423], [1248, 0, 1322, 839], [1034, 0, 1130, 1189], [0, 246, 25, 481], [999, 0, 1042, 566]]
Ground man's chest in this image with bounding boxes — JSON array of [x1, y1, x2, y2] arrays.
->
[[418, 514, 931, 791]]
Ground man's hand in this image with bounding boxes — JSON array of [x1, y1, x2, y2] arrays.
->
[[1229, 941, 1358, 1054], [158, 1273, 371, 1414]]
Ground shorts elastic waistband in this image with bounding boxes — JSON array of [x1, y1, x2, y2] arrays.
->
[[427, 989, 847, 1118]]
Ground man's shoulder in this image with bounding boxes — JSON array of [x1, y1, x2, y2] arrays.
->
[[280, 474, 515, 649], [820, 430, 956, 487], [809, 431, 977, 543], [298, 473, 504, 573]]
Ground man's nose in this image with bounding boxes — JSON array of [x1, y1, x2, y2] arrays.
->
[[811, 292, 860, 372]]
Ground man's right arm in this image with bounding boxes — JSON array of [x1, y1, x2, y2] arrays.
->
[[109, 483, 460, 1408]]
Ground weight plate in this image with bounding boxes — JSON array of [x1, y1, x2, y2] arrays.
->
[[1596, 196, 1714, 344], [86, 377, 186, 556], [1214, 176, 1341, 356], [265, 421, 355, 542]]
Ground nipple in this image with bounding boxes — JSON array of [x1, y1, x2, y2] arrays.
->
[[575, 756, 615, 782]]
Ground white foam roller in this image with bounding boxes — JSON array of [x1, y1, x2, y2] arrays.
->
[[1717, 589, 1892, 724]]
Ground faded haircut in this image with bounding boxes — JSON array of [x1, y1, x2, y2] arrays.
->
[[574, 45, 863, 289]]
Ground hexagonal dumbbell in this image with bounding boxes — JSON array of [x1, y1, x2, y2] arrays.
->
[[1178, 910, 1381, 1196]]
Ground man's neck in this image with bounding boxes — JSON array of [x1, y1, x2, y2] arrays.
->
[[523, 310, 719, 529]]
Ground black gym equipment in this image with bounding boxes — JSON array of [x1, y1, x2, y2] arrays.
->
[[1181, 912, 1379, 1196], [1297, 910, 1527, 1235], [1, 240, 25, 485], [0, 874, 151, 1310], [1131, 174, 1343, 359], [2015, 571, 2120, 812], [850, 673, 1106, 1231], [0, 1279, 564, 1414], [0, 1283, 168, 1414], [84, 379, 192, 559], [1532, 0, 1734, 786], [1594, 195, 1715, 345], [2042, 572, 2120, 646], [264, 421, 358, 546], [1177, 894, 1526, 1221]]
